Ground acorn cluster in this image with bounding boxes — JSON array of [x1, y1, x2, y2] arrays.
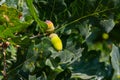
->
[[45, 20, 62, 51]]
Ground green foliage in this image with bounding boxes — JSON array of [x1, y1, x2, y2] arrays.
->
[[0, 4, 33, 39], [0, 0, 120, 80], [26, 0, 47, 33]]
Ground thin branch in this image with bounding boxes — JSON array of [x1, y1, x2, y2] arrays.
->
[[29, 33, 41, 39], [2, 49, 8, 80], [94, 0, 103, 12], [50, 0, 55, 20], [55, 7, 116, 32], [7, 54, 37, 75]]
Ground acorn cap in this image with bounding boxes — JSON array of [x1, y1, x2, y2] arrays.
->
[[45, 20, 55, 32], [45, 20, 54, 28], [49, 33, 58, 38]]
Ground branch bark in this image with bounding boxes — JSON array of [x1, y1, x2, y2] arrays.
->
[[2, 49, 8, 80]]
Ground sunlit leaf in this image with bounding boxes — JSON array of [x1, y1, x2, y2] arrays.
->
[[71, 73, 95, 79], [78, 20, 92, 39], [100, 19, 115, 33], [45, 59, 55, 70], [29, 75, 37, 80], [110, 44, 120, 79], [59, 49, 74, 64]]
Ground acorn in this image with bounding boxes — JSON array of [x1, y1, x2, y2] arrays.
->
[[45, 20, 55, 32], [49, 33, 62, 51], [102, 33, 109, 40]]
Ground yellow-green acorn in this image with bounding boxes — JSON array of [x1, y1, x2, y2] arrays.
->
[[102, 33, 109, 40], [45, 20, 55, 32], [49, 33, 63, 51]]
